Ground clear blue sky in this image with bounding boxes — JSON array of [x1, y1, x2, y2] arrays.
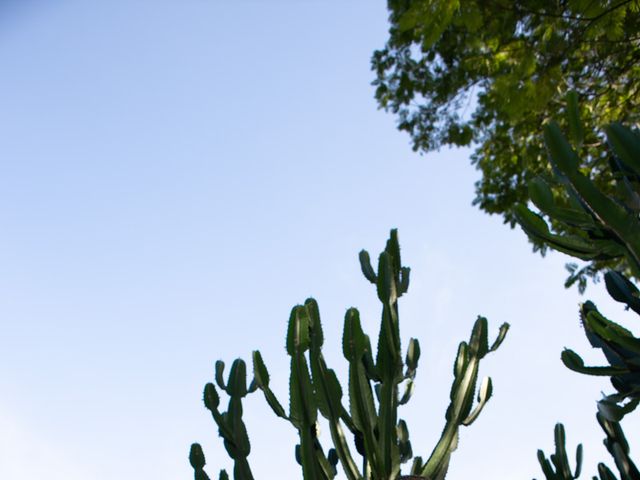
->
[[1, 1, 638, 479]]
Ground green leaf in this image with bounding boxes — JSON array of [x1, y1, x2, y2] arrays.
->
[[215, 360, 227, 392]]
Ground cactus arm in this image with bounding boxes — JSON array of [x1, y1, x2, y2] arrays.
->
[[597, 463, 618, 480], [348, 354, 381, 476], [561, 349, 631, 376], [306, 299, 362, 480], [461, 377, 493, 426], [398, 339, 420, 405], [597, 411, 640, 480], [310, 352, 362, 479], [203, 383, 235, 441], [327, 419, 361, 480], [420, 317, 508, 479], [421, 422, 458, 479], [251, 350, 288, 419], [421, 351, 476, 477], [559, 301, 640, 421], [290, 353, 326, 480], [215, 360, 227, 392], [200, 366, 255, 480], [343, 307, 381, 476], [189, 443, 213, 480], [287, 305, 327, 479]]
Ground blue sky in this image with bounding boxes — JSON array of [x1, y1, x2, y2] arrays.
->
[[1, 2, 638, 479]]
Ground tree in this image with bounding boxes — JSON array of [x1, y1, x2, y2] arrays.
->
[[372, 0, 640, 286]]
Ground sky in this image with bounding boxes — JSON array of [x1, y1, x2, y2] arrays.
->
[[1, 1, 638, 479]]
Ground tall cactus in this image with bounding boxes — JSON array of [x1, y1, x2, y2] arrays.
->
[[190, 230, 508, 479]]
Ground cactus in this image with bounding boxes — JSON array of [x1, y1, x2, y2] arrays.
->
[[513, 98, 640, 479], [190, 229, 508, 479], [196, 358, 258, 480], [515, 119, 640, 420], [535, 423, 583, 480], [535, 414, 639, 480]]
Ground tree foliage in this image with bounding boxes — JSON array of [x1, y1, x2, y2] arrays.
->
[[372, 0, 640, 282]]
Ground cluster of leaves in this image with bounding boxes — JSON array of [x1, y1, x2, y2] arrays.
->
[[190, 230, 508, 479], [372, 0, 640, 284]]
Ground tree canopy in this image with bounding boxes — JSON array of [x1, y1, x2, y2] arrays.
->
[[372, 0, 640, 284]]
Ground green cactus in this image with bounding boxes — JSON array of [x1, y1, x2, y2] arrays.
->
[[535, 423, 583, 480], [514, 97, 640, 480], [535, 414, 639, 480], [191, 230, 508, 479], [597, 411, 640, 480], [515, 118, 640, 420]]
